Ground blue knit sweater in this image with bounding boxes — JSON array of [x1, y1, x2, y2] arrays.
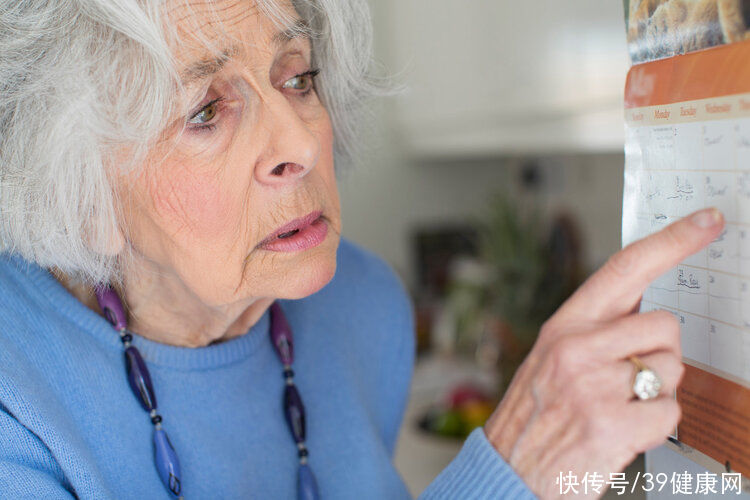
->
[[0, 239, 535, 499]]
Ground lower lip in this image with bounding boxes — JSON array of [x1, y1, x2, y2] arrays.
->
[[259, 216, 329, 252]]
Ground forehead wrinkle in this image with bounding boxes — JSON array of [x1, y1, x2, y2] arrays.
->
[[179, 47, 239, 86], [167, 2, 254, 63], [166, 0, 255, 23], [208, 5, 258, 32], [169, 2, 255, 51]]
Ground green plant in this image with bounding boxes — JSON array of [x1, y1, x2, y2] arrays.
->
[[478, 194, 583, 387]]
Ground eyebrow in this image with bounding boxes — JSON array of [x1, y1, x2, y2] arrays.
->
[[179, 48, 237, 86], [179, 18, 312, 87]]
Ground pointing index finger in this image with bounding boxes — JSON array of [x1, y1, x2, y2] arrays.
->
[[554, 208, 724, 325]]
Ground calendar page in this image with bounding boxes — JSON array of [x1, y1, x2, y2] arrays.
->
[[623, 40, 750, 479]]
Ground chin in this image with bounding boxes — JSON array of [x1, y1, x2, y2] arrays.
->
[[273, 234, 340, 300]]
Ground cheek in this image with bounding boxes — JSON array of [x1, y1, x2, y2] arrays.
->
[[316, 117, 339, 197], [148, 162, 236, 240]]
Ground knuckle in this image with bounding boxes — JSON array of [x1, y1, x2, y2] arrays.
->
[[547, 336, 583, 381], [605, 244, 640, 278], [648, 310, 681, 346], [538, 319, 557, 342], [538, 317, 573, 344], [661, 356, 685, 387], [650, 309, 677, 328]]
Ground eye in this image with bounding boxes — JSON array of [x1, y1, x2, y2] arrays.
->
[[282, 69, 320, 93], [188, 98, 224, 126]]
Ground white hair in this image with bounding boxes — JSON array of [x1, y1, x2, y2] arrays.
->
[[0, 0, 385, 284]]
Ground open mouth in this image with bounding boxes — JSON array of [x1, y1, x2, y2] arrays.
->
[[257, 210, 328, 252], [277, 228, 300, 239]]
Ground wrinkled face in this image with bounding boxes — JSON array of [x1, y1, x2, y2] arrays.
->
[[117, 0, 341, 306]]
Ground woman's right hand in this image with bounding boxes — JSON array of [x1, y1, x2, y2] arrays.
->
[[483, 208, 725, 499]]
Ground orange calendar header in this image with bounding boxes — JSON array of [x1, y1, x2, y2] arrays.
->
[[626, 40, 750, 109]]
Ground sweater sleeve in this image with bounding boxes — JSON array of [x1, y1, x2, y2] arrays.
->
[[418, 427, 537, 499], [0, 405, 75, 499]]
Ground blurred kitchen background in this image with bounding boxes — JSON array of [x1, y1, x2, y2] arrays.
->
[[336, 0, 637, 496]]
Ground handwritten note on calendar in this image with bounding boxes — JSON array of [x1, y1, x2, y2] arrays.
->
[[623, 42, 750, 478]]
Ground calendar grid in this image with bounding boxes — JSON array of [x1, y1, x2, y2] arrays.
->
[[624, 92, 750, 386]]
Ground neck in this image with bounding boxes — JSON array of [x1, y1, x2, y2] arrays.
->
[[56, 267, 274, 349]]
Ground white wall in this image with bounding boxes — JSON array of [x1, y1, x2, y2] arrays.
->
[[337, 0, 627, 288]]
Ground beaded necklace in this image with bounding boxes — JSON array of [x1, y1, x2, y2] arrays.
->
[[94, 286, 319, 500]]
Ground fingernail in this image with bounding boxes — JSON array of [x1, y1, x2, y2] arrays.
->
[[691, 208, 723, 228]]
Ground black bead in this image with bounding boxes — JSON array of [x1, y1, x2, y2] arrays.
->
[[283, 384, 306, 443], [151, 414, 163, 425], [298, 448, 309, 458], [283, 368, 294, 379], [124, 346, 157, 412], [121, 333, 133, 344]]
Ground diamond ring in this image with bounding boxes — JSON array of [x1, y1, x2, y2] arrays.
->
[[629, 356, 662, 400]]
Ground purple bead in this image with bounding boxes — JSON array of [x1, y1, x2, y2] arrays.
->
[[270, 302, 294, 365], [298, 463, 320, 500], [284, 384, 306, 443], [153, 428, 182, 498], [124, 346, 157, 412], [94, 285, 127, 331]]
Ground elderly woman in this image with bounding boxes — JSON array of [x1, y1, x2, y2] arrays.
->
[[0, 0, 725, 499]]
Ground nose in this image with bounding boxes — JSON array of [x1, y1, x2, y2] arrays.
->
[[254, 94, 320, 186]]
